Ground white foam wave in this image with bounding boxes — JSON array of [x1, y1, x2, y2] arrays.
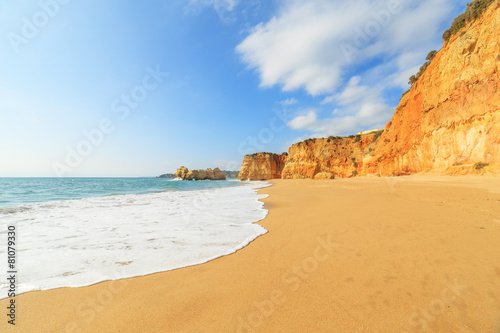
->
[[0, 181, 270, 298]]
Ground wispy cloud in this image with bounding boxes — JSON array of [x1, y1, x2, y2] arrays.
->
[[187, 0, 240, 24], [279, 97, 298, 106], [287, 76, 393, 136], [237, 0, 458, 136], [237, 0, 455, 95]]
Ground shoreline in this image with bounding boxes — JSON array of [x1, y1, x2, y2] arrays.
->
[[0, 181, 272, 300], [2, 176, 500, 332], [0, 180, 270, 301]]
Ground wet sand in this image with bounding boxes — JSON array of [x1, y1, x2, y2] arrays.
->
[[2, 176, 500, 332]]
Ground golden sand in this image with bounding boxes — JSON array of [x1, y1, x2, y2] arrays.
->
[[2, 176, 500, 332]]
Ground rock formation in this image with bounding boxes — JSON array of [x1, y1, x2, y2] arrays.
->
[[237, 1, 500, 179], [237, 153, 287, 180], [174, 166, 190, 179], [313, 172, 335, 180], [363, 1, 500, 176], [281, 133, 379, 179], [174, 167, 226, 181]]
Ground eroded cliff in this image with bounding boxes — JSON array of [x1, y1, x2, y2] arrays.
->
[[237, 153, 287, 180], [281, 133, 378, 179], [174, 167, 226, 180], [238, 1, 500, 179], [364, 1, 500, 175]]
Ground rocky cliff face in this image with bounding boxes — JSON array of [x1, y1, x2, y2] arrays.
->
[[174, 167, 226, 180], [237, 153, 287, 180], [174, 167, 189, 179], [237, 2, 499, 179], [364, 1, 500, 175], [282, 133, 377, 179]]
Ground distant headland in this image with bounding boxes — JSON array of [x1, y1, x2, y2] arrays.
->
[[158, 168, 239, 179]]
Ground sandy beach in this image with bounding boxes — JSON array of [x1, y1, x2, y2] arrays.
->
[[2, 176, 500, 332]]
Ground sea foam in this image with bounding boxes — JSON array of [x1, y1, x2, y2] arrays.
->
[[0, 181, 270, 298]]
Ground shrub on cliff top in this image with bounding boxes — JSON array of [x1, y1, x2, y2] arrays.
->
[[371, 130, 384, 142], [249, 152, 280, 157], [326, 135, 344, 143], [417, 61, 430, 77], [474, 162, 489, 169], [406, 0, 495, 92], [426, 50, 438, 61], [442, 0, 495, 41], [408, 75, 417, 86], [299, 134, 355, 146], [408, 50, 437, 86]]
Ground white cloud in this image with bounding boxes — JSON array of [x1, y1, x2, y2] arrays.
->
[[236, 0, 364, 95], [189, 0, 239, 11], [237, 0, 456, 95], [237, 0, 462, 139], [287, 76, 394, 136], [279, 97, 299, 106], [287, 103, 391, 136], [288, 110, 318, 129], [335, 76, 370, 106], [187, 0, 239, 23]]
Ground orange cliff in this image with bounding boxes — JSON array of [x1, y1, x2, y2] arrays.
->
[[281, 133, 378, 179], [238, 1, 500, 180], [364, 0, 500, 176], [237, 153, 286, 180]]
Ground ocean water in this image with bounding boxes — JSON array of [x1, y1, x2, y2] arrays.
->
[[0, 178, 270, 298]]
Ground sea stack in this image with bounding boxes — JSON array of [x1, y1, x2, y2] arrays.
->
[[174, 167, 226, 181]]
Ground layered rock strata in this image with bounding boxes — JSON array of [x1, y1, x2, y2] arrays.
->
[[237, 153, 287, 180], [174, 167, 226, 180], [364, 1, 500, 176], [238, 2, 500, 179]]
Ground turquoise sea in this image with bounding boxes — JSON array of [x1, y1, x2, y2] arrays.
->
[[0, 177, 269, 298], [0, 177, 240, 209]]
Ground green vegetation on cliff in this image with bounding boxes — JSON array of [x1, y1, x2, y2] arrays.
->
[[442, 0, 495, 41], [406, 0, 495, 91], [371, 130, 384, 142], [248, 152, 287, 157], [295, 131, 383, 147], [408, 50, 438, 86]]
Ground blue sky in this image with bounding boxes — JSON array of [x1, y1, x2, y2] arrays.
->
[[0, 0, 468, 177]]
